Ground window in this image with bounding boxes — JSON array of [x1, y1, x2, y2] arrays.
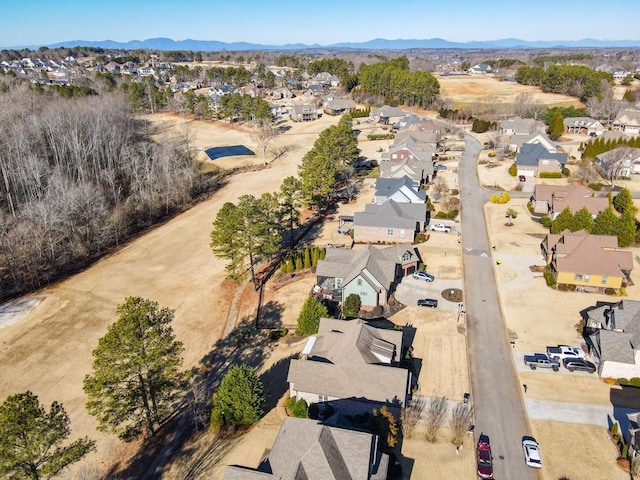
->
[[335, 278, 342, 288], [574, 274, 583, 281], [392, 153, 397, 159], [357, 279, 362, 286], [601, 276, 608, 285], [319, 394, 328, 403], [400, 229, 405, 237], [402, 252, 411, 262], [387, 228, 394, 236], [542, 159, 549, 165], [584, 274, 590, 282]]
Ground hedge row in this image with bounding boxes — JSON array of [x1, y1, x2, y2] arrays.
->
[[280, 246, 326, 273]]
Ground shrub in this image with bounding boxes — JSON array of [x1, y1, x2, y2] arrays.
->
[[447, 210, 458, 219], [605, 288, 616, 295], [508, 163, 518, 176], [490, 194, 499, 203], [603, 377, 618, 385], [343, 294, 362, 318], [269, 328, 288, 341], [498, 192, 510, 204], [211, 365, 264, 429], [367, 133, 395, 140], [286, 397, 309, 418], [415, 232, 427, 243], [568, 284, 576, 292], [544, 272, 556, 287], [557, 283, 568, 291], [450, 189, 459, 195], [540, 216, 552, 228], [562, 167, 570, 177], [539, 172, 563, 178], [472, 118, 495, 133], [436, 211, 447, 218], [588, 182, 604, 191], [372, 305, 383, 317], [296, 296, 328, 335]]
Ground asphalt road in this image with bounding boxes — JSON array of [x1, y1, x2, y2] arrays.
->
[[460, 136, 539, 480]]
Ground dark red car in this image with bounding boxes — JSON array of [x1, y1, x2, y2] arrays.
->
[[477, 433, 494, 479]]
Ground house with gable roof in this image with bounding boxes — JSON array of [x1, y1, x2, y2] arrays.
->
[[314, 243, 420, 308], [291, 104, 318, 122], [499, 117, 547, 151], [224, 416, 389, 480], [353, 200, 426, 244], [613, 110, 640, 135], [531, 184, 608, 219], [287, 317, 411, 416], [515, 142, 567, 177], [324, 98, 357, 115], [564, 117, 605, 136], [468, 63, 492, 74], [541, 230, 633, 292], [373, 176, 426, 205], [596, 146, 640, 178], [370, 106, 408, 125], [583, 300, 640, 379]]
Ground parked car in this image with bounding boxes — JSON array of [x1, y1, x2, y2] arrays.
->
[[434, 164, 447, 170], [337, 226, 352, 235], [589, 131, 597, 137], [413, 271, 435, 282], [430, 223, 451, 233], [546, 345, 586, 361], [562, 357, 596, 373], [417, 298, 438, 308], [476, 433, 494, 479], [519, 175, 526, 182], [523, 353, 560, 371], [522, 436, 542, 469]]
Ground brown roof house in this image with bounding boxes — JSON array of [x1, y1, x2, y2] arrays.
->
[[324, 98, 357, 116], [314, 243, 420, 309], [531, 184, 608, 219], [541, 229, 633, 293], [223, 417, 389, 480], [584, 300, 640, 379], [287, 317, 411, 417], [353, 199, 426, 244]]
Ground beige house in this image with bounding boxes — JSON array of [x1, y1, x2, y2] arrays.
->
[[353, 199, 426, 243], [613, 110, 640, 135], [541, 230, 633, 292], [531, 184, 608, 219], [224, 417, 389, 480], [287, 318, 411, 416]]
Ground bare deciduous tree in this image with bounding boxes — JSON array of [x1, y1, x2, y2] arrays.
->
[[424, 396, 449, 442], [431, 177, 449, 202], [401, 395, 426, 439], [572, 157, 602, 185], [450, 403, 474, 446], [250, 117, 278, 166]]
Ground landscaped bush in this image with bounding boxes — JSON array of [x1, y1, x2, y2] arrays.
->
[[269, 328, 288, 341], [539, 172, 563, 178], [447, 210, 458, 219], [450, 189, 459, 195], [544, 272, 556, 287], [490, 194, 499, 203], [371, 305, 383, 317], [568, 284, 576, 292], [497, 192, 510, 204], [436, 211, 447, 218], [562, 167, 570, 176], [605, 288, 616, 295], [508, 163, 518, 176], [557, 283, 568, 291], [367, 133, 395, 140], [540, 216, 552, 228], [286, 397, 309, 418], [415, 233, 427, 243]]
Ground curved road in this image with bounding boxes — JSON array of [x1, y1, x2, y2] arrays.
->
[[459, 136, 538, 479]]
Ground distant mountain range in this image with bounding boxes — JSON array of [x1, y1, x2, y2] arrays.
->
[[7, 37, 640, 51]]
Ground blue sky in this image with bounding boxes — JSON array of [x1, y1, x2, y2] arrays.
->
[[1, 0, 637, 48]]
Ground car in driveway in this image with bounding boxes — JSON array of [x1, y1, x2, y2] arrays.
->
[[562, 357, 596, 373], [434, 164, 447, 170], [476, 433, 493, 479], [522, 436, 542, 469], [430, 223, 451, 233], [417, 298, 438, 308], [413, 270, 435, 282]]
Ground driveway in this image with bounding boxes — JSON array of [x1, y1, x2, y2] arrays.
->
[[395, 275, 462, 313], [513, 351, 597, 377]]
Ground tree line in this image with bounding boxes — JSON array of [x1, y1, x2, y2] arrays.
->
[[0, 88, 206, 301], [581, 135, 640, 160], [514, 64, 613, 101], [356, 56, 440, 108]]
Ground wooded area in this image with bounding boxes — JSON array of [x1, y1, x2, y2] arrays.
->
[[0, 89, 206, 301]]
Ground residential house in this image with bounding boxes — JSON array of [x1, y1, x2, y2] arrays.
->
[[468, 63, 492, 74], [613, 110, 640, 135], [379, 156, 435, 184], [223, 417, 389, 480], [373, 176, 426, 205], [272, 87, 293, 99], [291, 104, 318, 122], [208, 84, 236, 96], [515, 142, 567, 177], [306, 84, 328, 96], [324, 98, 357, 116], [312, 71, 333, 86], [314, 243, 420, 308], [499, 117, 547, 151], [287, 317, 411, 415], [596, 64, 612, 73], [238, 85, 262, 97], [530, 184, 608, 219], [353, 200, 426, 244], [396, 114, 426, 131], [564, 117, 605, 136], [138, 66, 155, 76], [370, 106, 408, 125], [596, 147, 640, 178], [286, 78, 303, 91], [614, 68, 630, 79], [584, 300, 640, 379], [541, 229, 633, 292]]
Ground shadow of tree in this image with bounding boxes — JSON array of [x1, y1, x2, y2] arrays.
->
[[260, 354, 298, 412], [257, 300, 284, 330]]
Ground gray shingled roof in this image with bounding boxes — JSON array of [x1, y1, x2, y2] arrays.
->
[[591, 329, 635, 364], [224, 417, 388, 480], [374, 176, 426, 203], [354, 199, 425, 229], [516, 143, 567, 167], [371, 105, 407, 118]]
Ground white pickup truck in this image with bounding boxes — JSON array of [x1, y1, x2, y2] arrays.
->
[[546, 345, 586, 361]]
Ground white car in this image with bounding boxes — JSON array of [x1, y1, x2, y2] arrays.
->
[[522, 436, 542, 469], [430, 223, 451, 233], [413, 271, 435, 282]]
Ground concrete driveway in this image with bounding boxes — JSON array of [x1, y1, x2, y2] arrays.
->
[[395, 275, 463, 313], [513, 351, 598, 377]]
